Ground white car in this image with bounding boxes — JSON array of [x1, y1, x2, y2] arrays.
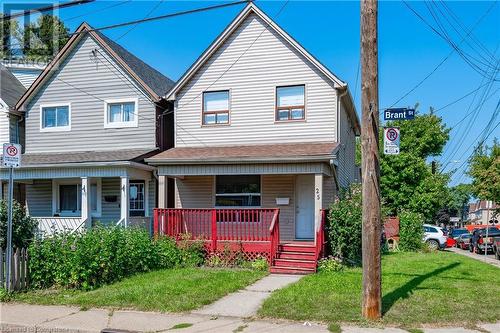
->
[[423, 224, 447, 250]]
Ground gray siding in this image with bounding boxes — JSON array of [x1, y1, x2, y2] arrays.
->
[[337, 99, 357, 188], [175, 13, 337, 147], [24, 34, 157, 154], [261, 174, 295, 241], [100, 177, 121, 224], [26, 179, 52, 216], [0, 110, 8, 145], [175, 176, 214, 208], [10, 68, 43, 88]]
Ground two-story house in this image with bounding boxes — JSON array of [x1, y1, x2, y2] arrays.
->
[[1, 23, 174, 234], [147, 3, 360, 273]]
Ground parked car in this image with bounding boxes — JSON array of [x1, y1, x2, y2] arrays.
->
[[455, 233, 472, 250], [447, 228, 469, 247], [470, 228, 500, 254], [423, 224, 447, 250]]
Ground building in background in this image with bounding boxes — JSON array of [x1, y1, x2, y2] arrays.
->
[[467, 200, 499, 225]]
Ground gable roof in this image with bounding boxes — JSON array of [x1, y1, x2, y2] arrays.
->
[[16, 22, 174, 110], [0, 64, 26, 109], [166, 2, 347, 100]]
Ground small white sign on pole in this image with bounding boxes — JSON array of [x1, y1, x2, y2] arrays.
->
[[2, 143, 22, 168], [384, 127, 400, 155]]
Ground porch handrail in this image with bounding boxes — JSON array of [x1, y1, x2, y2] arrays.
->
[[315, 209, 327, 260], [269, 209, 280, 266]]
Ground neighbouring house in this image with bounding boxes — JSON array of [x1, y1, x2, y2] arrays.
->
[[0, 65, 27, 202], [146, 3, 360, 273], [467, 200, 499, 225], [0, 23, 175, 235], [1, 59, 46, 88]]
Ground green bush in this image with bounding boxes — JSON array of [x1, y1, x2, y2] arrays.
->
[[398, 211, 424, 252], [327, 184, 363, 265], [28, 227, 204, 290], [317, 256, 344, 273], [0, 199, 37, 248]]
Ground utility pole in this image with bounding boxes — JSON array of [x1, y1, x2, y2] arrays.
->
[[360, 0, 381, 320]]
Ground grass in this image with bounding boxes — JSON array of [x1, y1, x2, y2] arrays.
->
[[259, 251, 500, 326], [11, 268, 266, 312]]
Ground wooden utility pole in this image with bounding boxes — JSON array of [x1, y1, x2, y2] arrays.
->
[[360, 0, 381, 320]]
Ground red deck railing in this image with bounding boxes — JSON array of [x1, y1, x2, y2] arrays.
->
[[154, 208, 280, 260], [315, 209, 328, 260]]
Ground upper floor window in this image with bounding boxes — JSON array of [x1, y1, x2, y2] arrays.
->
[[203, 91, 229, 125], [104, 98, 138, 128], [276, 85, 305, 121], [40, 104, 70, 132]]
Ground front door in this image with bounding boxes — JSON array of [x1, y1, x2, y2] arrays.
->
[[295, 175, 315, 239]]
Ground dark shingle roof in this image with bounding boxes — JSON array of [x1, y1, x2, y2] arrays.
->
[[94, 30, 175, 98], [0, 64, 26, 108], [1, 149, 158, 166]]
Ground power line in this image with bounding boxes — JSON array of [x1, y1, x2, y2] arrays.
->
[[64, 0, 132, 22], [0, 0, 95, 21], [114, 0, 165, 42], [387, 0, 498, 109], [434, 81, 494, 113]]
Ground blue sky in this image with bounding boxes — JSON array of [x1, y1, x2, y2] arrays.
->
[[6, 0, 500, 185]]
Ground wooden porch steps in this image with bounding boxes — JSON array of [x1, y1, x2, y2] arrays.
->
[[270, 242, 317, 275]]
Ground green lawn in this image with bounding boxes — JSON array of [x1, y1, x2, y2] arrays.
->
[[11, 268, 266, 312], [259, 252, 500, 327]]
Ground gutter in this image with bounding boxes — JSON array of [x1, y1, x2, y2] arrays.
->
[[0, 160, 156, 171]]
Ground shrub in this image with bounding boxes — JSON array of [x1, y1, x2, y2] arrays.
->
[[327, 184, 362, 265], [28, 227, 204, 290], [317, 256, 344, 273], [0, 199, 37, 248], [398, 211, 424, 252], [250, 256, 268, 271]]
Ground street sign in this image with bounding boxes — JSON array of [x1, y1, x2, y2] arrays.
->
[[2, 143, 22, 168], [384, 108, 415, 121], [384, 127, 400, 155]]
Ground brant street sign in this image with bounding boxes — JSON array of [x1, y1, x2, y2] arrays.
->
[[384, 108, 415, 120], [384, 127, 400, 155]]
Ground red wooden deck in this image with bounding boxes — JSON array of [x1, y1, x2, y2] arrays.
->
[[153, 208, 327, 273]]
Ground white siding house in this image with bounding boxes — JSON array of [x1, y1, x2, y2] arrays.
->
[[147, 3, 360, 242], [1, 23, 174, 234]]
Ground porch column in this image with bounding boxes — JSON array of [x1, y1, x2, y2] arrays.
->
[[314, 174, 323, 234], [81, 177, 92, 228], [120, 176, 129, 227], [158, 175, 168, 209]]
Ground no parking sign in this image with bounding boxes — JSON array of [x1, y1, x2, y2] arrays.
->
[[2, 143, 22, 167], [384, 127, 400, 155]]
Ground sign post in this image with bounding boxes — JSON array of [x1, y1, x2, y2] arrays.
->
[[2, 143, 21, 292], [383, 127, 400, 155]]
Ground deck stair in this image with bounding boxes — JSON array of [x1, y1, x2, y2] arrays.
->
[[270, 242, 317, 274]]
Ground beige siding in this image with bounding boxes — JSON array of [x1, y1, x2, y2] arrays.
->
[[0, 110, 9, 145], [261, 174, 295, 241], [175, 176, 214, 208], [175, 13, 337, 147], [322, 175, 337, 209], [24, 34, 157, 154]]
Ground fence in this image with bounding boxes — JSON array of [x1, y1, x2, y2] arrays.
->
[[1, 247, 29, 291]]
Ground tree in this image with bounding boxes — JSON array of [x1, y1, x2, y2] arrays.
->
[[380, 111, 451, 222], [467, 140, 499, 204], [0, 13, 21, 58], [447, 183, 473, 219], [23, 15, 69, 61], [0, 199, 38, 248]]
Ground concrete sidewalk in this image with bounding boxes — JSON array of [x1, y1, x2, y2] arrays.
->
[[447, 247, 500, 268], [1, 303, 499, 333], [193, 274, 303, 317]]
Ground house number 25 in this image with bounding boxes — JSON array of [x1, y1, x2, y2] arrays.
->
[[316, 187, 320, 200]]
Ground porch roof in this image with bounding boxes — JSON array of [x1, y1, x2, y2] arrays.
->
[[146, 142, 340, 165]]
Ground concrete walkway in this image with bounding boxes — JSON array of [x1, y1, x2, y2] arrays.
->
[[193, 274, 303, 317], [2, 303, 499, 333], [447, 247, 500, 268]]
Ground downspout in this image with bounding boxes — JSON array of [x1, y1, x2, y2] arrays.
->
[[337, 87, 348, 144]]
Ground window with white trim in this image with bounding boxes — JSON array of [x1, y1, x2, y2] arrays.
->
[[203, 91, 229, 125], [276, 85, 305, 121], [215, 175, 261, 207], [104, 99, 138, 128], [57, 183, 98, 215], [41, 105, 70, 130]]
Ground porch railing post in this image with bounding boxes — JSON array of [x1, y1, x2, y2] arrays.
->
[[153, 209, 159, 238], [211, 209, 217, 252]]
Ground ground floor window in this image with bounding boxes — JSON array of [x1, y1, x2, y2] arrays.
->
[[56, 181, 99, 216], [129, 181, 145, 216], [215, 175, 261, 207]]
